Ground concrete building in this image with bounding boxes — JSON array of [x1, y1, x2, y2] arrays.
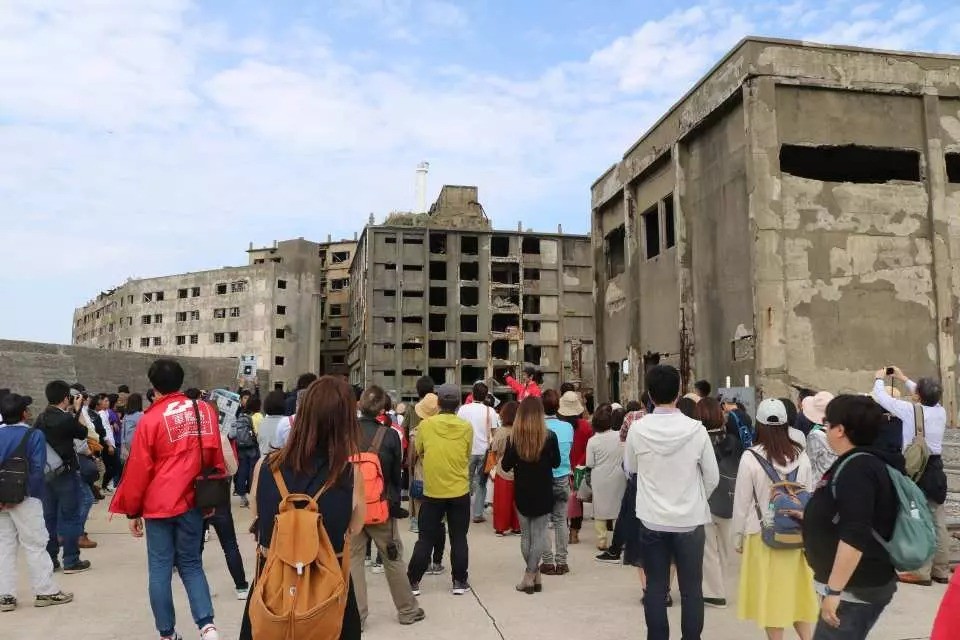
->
[[591, 37, 960, 418], [73, 236, 356, 390], [348, 185, 595, 401]]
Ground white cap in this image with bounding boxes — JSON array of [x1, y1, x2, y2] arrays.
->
[[756, 398, 788, 426]]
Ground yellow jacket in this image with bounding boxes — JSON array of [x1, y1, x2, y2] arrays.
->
[[415, 413, 473, 499]]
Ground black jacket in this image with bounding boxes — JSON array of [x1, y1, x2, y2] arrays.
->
[[34, 406, 87, 473], [803, 447, 900, 596], [357, 416, 403, 511], [501, 431, 561, 517]]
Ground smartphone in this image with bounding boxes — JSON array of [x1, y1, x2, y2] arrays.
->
[[886, 367, 895, 376]]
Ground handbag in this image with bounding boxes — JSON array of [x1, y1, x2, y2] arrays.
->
[[576, 467, 593, 502], [190, 399, 231, 510], [482, 407, 497, 475]]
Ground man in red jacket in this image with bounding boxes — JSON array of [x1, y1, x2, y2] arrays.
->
[[110, 359, 225, 640]]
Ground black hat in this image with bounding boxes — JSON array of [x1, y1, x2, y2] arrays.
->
[[0, 393, 32, 424]]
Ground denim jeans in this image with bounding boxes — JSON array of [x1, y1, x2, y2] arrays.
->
[[408, 495, 470, 585], [541, 476, 570, 566], [518, 513, 549, 573], [78, 481, 94, 534], [42, 471, 83, 567], [145, 508, 215, 637], [469, 454, 487, 519], [640, 523, 706, 640], [813, 599, 890, 640], [234, 451, 258, 496], [201, 505, 247, 590]]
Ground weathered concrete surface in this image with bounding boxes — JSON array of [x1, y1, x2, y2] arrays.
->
[[7, 500, 949, 640]]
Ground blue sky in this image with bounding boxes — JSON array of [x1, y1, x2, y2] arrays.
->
[[3, 0, 959, 343]]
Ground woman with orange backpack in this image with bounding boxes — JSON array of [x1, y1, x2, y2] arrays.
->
[[240, 376, 366, 640]]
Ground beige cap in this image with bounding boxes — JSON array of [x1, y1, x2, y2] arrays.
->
[[415, 393, 439, 420]]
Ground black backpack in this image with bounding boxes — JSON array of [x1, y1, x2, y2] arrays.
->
[[708, 432, 741, 519], [0, 429, 35, 504], [235, 415, 257, 449]]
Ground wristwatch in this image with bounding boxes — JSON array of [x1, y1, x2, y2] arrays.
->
[[825, 586, 843, 597]]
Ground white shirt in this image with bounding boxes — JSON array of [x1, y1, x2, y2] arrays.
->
[[98, 410, 116, 448], [456, 402, 500, 456], [872, 379, 946, 454]]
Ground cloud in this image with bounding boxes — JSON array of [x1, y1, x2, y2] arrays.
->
[[330, 0, 468, 42]]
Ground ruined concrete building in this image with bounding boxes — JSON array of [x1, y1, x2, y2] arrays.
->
[[73, 237, 356, 390], [349, 185, 595, 400], [592, 37, 960, 418]]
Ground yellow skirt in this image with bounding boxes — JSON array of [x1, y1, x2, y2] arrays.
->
[[737, 534, 819, 629]]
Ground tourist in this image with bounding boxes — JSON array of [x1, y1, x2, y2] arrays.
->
[[697, 397, 735, 609], [117, 385, 130, 413], [489, 401, 521, 536], [802, 395, 900, 640], [110, 359, 226, 640], [805, 392, 837, 482], [456, 382, 500, 524], [350, 385, 424, 627], [409, 392, 447, 573], [0, 393, 74, 612], [240, 375, 364, 640], [539, 389, 573, 576], [406, 383, 473, 597], [732, 398, 817, 639], [585, 403, 626, 551], [101, 393, 122, 491], [33, 381, 91, 574], [678, 396, 698, 418], [558, 390, 591, 546], [625, 364, 719, 640], [284, 372, 317, 416], [872, 366, 949, 586], [405, 376, 435, 534], [120, 392, 144, 465], [256, 390, 289, 456], [230, 399, 260, 508], [597, 399, 646, 564], [501, 396, 560, 593], [505, 365, 543, 400]]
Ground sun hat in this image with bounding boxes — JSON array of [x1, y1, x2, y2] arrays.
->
[[558, 391, 585, 417], [801, 391, 834, 425], [415, 393, 439, 420]]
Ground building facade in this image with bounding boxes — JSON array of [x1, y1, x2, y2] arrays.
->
[[348, 185, 595, 401], [591, 37, 960, 417]]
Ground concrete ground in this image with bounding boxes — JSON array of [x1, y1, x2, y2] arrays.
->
[[6, 499, 949, 640]]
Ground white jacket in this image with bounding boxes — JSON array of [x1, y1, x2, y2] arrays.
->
[[624, 411, 719, 529], [732, 444, 814, 538]]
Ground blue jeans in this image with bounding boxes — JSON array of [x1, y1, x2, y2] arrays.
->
[[145, 509, 215, 637], [78, 481, 94, 533], [469, 454, 487, 519], [640, 523, 705, 640], [234, 451, 258, 496], [201, 505, 248, 589], [813, 599, 890, 640], [42, 471, 83, 567]]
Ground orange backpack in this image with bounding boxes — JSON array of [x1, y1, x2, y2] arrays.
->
[[350, 426, 389, 526], [248, 468, 350, 640]]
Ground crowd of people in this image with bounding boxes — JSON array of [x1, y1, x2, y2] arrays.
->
[[0, 359, 958, 640]]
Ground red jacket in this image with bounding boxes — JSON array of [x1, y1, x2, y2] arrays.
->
[[110, 392, 226, 520], [505, 376, 542, 400], [570, 418, 594, 468], [932, 568, 960, 639]]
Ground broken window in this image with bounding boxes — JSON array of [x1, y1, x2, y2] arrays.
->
[[491, 263, 520, 285], [275, 356, 285, 366], [642, 206, 660, 259], [562, 239, 577, 262], [329, 327, 343, 338], [214, 308, 226, 319], [429, 340, 447, 359], [332, 355, 346, 365], [491, 236, 510, 257], [276, 305, 286, 315], [429, 233, 447, 254], [461, 236, 479, 256], [493, 292, 519, 310], [664, 195, 676, 249], [523, 295, 541, 314], [143, 292, 153, 303], [429, 287, 447, 306], [276, 328, 285, 339], [331, 278, 349, 291], [460, 315, 478, 333], [523, 344, 542, 365], [461, 287, 479, 306], [429, 261, 447, 280], [403, 316, 421, 325], [191, 287, 200, 297], [402, 236, 424, 245], [213, 333, 225, 344], [429, 367, 447, 384], [216, 283, 227, 295], [605, 225, 626, 277], [384, 236, 397, 245], [491, 339, 509, 360], [178, 288, 188, 299], [176, 335, 186, 346], [229, 331, 239, 342], [946, 153, 960, 183], [524, 268, 540, 282], [176, 311, 187, 322], [779, 144, 921, 183], [330, 304, 343, 316], [385, 263, 397, 271], [460, 262, 479, 281], [461, 365, 485, 383], [231, 281, 246, 293], [403, 264, 423, 272], [402, 291, 424, 298], [460, 342, 479, 359], [429, 314, 446, 332], [492, 313, 519, 334], [401, 342, 422, 350], [383, 290, 397, 297], [332, 251, 350, 263], [522, 237, 541, 255], [277, 279, 287, 289]]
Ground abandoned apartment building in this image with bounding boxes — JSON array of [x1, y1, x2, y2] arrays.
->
[[348, 185, 595, 400], [592, 37, 960, 418]]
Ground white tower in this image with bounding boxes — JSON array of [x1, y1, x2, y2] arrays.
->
[[415, 162, 429, 213]]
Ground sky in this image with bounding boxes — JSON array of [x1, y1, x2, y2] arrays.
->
[[3, 0, 960, 343]]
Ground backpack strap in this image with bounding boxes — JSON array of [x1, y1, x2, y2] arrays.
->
[[9, 428, 34, 460], [829, 451, 872, 499], [272, 466, 290, 500], [747, 449, 784, 484], [369, 426, 388, 454], [912, 403, 925, 443]]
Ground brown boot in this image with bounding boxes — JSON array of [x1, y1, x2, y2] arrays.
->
[[533, 571, 542, 593], [515, 571, 536, 594], [569, 529, 580, 545], [78, 535, 98, 549]]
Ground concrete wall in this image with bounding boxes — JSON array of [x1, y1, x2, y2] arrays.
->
[[0, 339, 242, 405]]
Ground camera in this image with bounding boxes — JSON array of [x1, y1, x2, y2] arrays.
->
[[886, 367, 895, 376]]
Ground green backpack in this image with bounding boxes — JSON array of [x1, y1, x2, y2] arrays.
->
[[832, 452, 936, 572]]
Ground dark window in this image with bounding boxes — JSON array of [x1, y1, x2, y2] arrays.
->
[[403, 236, 424, 245], [176, 335, 186, 345], [141, 315, 151, 325], [330, 304, 343, 316], [429, 233, 447, 254], [155, 291, 164, 302], [331, 355, 346, 365], [460, 342, 479, 359], [332, 251, 350, 263], [190, 334, 198, 344], [191, 287, 200, 297], [229, 331, 239, 342], [430, 287, 447, 306], [524, 268, 540, 282], [402, 264, 423, 272], [277, 305, 286, 315], [214, 308, 226, 319], [460, 315, 478, 333], [605, 225, 626, 277], [642, 206, 660, 259], [522, 237, 541, 255], [523, 319, 541, 333], [461, 287, 479, 306], [276, 328, 285, 339], [460, 262, 479, 281], [523, 295, 541, 314], [429, 340, 447, 359], [461, 236, 479, 255], [140, 337, 150, 347], [277, 279, 287, 289], [491, 263, 520, 285], [524, 344, 542, 365], [491, 236, 510, 257], [664, 195, 676, 249], [491, 339, 509, 359], [216, 283, 227, 295], [429, 261, 447, 280], [152, 337, 162, 346], [429, 367, 447, 384], [176, 311, 187, 322], [429, 314, 446, 332], [229, 307, 240, 318], [329, 326, 343, 338], [331, 278, 349, 291], [275, 356, 285, 366], [214, 333, 225, 343], [492, 313, 519, 333], [384, 236, 397, 244], [779, 144, 921, 183], [178, 288, 188, 299], [402, 291, 423, 298], [946, 153, 960, 183]]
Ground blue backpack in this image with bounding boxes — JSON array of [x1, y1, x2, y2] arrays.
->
[[748, 450, 811, 550], [731, 411, 754, 449]]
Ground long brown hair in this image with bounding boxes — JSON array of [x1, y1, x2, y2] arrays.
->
[[499, 400, 519, 427], [755, 424, 802, 467], [272, 376, 361, 488], [695, 397, 725, 431], [512, 397, 547, 462]]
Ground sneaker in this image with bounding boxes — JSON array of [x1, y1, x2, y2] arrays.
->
[[236, 587, 249, 601], [595, 550, 621, 564], [200, 624, 220, 640], [35, 591, 74, 607], [472, 517, 486, 524], [409, 520, 419, 534], [160, 634, 182, 640], [451, 581, 470, 596], [63, 560, 92, 574], [704, 597, 727, 609], [399, 608, 426, 625], [371, 563, 384, 575], [426, 563, 445, 575], [932, 574, 951, 585], [410, 582, 421, 597], [0, 595, 16, 612], [495, 531, 506, 537], [77, 535, 97, 549], [240, 496, 250, 509]]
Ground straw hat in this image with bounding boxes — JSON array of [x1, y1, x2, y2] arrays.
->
[[415, 393, 439, 420], [558, 391, 585, 417]]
